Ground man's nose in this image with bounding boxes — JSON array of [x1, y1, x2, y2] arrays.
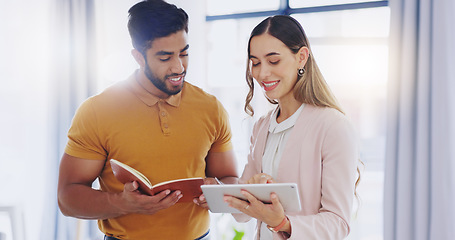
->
[[170, 57, 184, 74]]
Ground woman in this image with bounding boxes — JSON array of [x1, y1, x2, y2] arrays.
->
[[223, 15, 360, 239]]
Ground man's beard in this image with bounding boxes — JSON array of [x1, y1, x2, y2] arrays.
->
[[144, 62, 185, 96]]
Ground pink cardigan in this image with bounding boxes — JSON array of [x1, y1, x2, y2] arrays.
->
[[234, 104, 358, 240]]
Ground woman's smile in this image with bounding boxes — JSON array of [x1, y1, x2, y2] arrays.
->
[[261, 80, 280, 91]]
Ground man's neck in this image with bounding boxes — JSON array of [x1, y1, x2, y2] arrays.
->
[[135, 70, 170, 99]]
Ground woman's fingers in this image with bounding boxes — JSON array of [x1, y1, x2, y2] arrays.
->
[[224, 195, 250, 211], [248, 173, 274, 184]]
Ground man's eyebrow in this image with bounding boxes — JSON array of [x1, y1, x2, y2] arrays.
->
[[156, 50, 173, 56], [180, 44, 189, 53], [155, 45, 189, 56]]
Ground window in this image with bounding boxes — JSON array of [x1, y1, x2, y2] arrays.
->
[[207, 0, 279, 15], [206, 1, 389, 239], [290, 0, 383, 8]]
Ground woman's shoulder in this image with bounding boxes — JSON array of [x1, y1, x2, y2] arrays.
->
[[255, 108, 275, 125], [297, 105, 355, 138], [248, 108, 275, 136], [304, 105, 348, 123]]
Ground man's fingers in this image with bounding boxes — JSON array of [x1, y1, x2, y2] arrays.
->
[[154, 189, 178, 202], [193, 196, 210, 210], [124, 181, 139, 192]]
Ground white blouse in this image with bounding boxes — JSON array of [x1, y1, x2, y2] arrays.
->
[[260, 104, 304, 239]]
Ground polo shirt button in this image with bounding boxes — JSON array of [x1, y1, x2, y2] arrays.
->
[[161, 112, 166, 116], [163, 123, 169, 128]]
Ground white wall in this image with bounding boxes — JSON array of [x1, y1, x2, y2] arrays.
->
[[0, 1, 52, 240]]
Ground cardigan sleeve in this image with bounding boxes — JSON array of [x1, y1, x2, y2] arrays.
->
[[231, 114, 269, 223], [283, 115, 358, 240]]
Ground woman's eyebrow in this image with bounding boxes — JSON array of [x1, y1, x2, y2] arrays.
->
[[249, 52, 280, 59], [265, 52, 280, 57]]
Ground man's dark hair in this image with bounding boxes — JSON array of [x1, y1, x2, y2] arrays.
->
[[128, 0, 189, 54]]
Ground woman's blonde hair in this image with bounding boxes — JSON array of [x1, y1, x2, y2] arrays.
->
[[244, 15, 362, 202]]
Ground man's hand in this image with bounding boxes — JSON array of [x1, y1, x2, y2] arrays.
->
[[114, 181, 183, 215], [192, 177, 218, 209], [57, 153, 184, 219], [194, 149, 239, 210]]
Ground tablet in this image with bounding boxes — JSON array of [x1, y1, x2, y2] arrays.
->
[[201, 183, 301, 213]]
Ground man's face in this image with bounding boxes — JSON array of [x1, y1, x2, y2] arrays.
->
[[143, 30, 189, 97]]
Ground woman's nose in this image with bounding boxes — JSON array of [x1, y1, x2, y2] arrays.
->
[[258, 65, 271, 80]]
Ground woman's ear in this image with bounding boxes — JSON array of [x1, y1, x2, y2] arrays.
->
[[298, 46, 310, 68], [131, 49, 146, 69]]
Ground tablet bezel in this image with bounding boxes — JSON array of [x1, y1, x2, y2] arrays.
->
[[201, 183, 301, 213]]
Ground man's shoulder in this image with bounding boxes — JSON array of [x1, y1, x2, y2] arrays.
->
[[89, 80, 131, 103], [184, 82, 214, 96], [74, 80, 133, 115], [183, 82, 218, 103], [98, 79, 130, 96]]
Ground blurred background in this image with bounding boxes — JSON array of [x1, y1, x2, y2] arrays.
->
[[0, 0, 453, 240]]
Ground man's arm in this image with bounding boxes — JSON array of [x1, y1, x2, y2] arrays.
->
[[193, 150, 239, 208], [205, 150, 239, 184], [57, 153, 182, 220]]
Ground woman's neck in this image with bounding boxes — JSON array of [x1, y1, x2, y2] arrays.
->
[[276, 98, 302, 123]]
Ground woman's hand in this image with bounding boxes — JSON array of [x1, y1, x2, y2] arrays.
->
[[247, 173, 275, 184], [224, 189, 286, 228]]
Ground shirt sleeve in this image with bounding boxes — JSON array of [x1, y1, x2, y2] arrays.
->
[[208, 99, 233, 153], [64, 97, 107, 160]]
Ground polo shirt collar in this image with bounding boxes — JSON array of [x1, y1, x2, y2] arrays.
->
[[128, 70, 182, 107]]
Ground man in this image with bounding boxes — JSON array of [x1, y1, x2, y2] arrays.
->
[[57, 1, 238, 239]]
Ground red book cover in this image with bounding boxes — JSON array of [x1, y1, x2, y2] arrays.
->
[[110, 159, 204, 202]]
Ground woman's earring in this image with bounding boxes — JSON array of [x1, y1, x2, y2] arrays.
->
[[298, 68, 305, 76]]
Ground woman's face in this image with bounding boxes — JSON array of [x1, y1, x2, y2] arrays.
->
[[249, 33, 301, 102]]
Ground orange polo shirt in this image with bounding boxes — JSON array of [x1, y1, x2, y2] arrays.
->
[[65, 72, 233, 239]]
